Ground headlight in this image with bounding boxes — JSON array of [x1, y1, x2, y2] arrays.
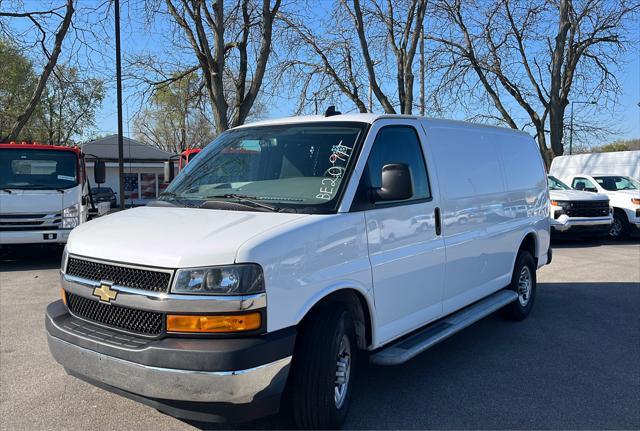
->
[[550, 200, 570, 208], [172, 264, 264, 295], [61, 247, 69, 273], [62, 204, 80, 228]]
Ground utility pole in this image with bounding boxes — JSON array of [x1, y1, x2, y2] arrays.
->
[[115, 0, 125, 210], [568, 100, 596, 155], [419, 25, 425, 116]]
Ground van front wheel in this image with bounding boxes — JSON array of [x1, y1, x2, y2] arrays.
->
[[502, 251, 536, 321], [287, 306, 356, 429]]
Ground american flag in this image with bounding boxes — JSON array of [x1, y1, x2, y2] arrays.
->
[[141, 174, 156, 199], [123, 174, 138, 199]]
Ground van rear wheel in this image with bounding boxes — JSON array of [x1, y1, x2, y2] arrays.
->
[[502, 251, 536, 321], [286, 306, 356, 429]]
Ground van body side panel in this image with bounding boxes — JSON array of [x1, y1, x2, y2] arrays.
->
[[235, 213, 375, 338], [354, 120, 446, 346], [497, 133, 550, 267], [422, 121, 548, 315]]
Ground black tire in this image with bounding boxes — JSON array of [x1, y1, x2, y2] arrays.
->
[[501, 251, 536, 321], [609, 209, 631, 240], [286, 306, 357, 429]]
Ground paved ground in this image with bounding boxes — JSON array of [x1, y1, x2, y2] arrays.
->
[[1, 239, 639, 430]]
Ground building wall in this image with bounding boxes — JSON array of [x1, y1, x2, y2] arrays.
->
[[86, 162, 172, 206]]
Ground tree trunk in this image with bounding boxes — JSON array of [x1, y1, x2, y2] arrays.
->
[[548, 0, 571, 157], [4, 0, 74, 142]]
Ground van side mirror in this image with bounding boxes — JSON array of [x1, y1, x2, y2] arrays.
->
[[371, 163, 413, 202], [163, 161, 174, 183], [94, 160, 106, 184]]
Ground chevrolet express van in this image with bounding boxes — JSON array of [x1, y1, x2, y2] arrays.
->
[[46, 114, 551, 429]]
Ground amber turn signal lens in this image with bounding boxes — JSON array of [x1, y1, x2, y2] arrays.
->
[[550, 200, 559, 206], [632, 198, 640, 205], [60, 288, 67, 306], [167, 313, 261, 333]]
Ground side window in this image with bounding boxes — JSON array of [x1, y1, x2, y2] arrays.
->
[[353, 126, 431, 209], [572, 177, 596, 192]]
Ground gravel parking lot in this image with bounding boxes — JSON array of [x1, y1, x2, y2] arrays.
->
[[1, 239, 639, 430]]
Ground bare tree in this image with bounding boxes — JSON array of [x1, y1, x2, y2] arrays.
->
[[138, 0, 282, 133], [133, 69, 215, 153], [282, 0, 427, 115], [427, 0, 638, 165], [40, 65, 105, 146], [0, 0, 74, 142]]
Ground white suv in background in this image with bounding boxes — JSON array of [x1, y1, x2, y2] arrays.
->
[[547, 175, 612, 237], [568, 174, 640, 239]]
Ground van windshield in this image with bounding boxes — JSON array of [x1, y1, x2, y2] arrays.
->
[[162, 122, 366, 213]]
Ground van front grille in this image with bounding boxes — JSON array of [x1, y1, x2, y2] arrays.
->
[[66, 257, 172, 293], [66, 293, 163, 336]]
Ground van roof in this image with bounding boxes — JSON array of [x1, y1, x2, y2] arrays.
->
[[234, 113, 531, 136]]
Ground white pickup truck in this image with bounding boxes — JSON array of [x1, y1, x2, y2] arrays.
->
[[46, 114, 551, 428], [564, 174, 640, 239], [547, 175, 612, 236]]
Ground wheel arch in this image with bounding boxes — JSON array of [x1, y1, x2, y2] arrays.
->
[[295, 286, 375, 350], [513, 230, 538, 272]]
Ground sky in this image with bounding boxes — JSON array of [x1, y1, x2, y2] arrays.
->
[[6, 0, 640, 144]]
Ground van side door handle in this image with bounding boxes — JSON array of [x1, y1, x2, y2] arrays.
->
[[434, 207, 442, 236]]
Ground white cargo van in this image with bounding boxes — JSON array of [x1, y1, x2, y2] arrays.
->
[[550, 151, 640, 182], [46, 114, 551, 428]]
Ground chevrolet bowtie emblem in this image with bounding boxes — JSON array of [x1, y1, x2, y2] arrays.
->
[[93, 282, 118, 304]]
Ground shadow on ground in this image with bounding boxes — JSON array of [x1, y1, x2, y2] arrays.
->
[[0, 244, 63, 272], [188, 281, 640, 430], [550, 234, 639, 248]]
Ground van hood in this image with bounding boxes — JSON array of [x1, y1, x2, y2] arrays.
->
[[0, 188, 79, 214], [549, 189, 609, 201], [66, 206, 308, 268]]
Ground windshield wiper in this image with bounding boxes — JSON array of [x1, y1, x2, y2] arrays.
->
[[158, 191, 197, 208], [204, 194, 281, 212]]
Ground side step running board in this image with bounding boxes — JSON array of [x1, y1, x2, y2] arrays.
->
[[370, 289, 518, 366]]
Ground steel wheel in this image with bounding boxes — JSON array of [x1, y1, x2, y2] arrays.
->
[[517, 266, 532, 306], [334, 334, 352, 409]]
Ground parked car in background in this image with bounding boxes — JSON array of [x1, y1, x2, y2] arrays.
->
[[90, 186, 117, 208], [46, 114, 550, 429], [547, 175, 612, 237], [563, 174, 640, 239]]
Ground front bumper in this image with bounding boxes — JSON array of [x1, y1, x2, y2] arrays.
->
[[550, 216, 612, 233], [0, 228, 71, 244], [46, 301, 296, 422]]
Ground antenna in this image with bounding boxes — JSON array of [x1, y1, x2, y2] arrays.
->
[[324, 106, 342, 117]]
